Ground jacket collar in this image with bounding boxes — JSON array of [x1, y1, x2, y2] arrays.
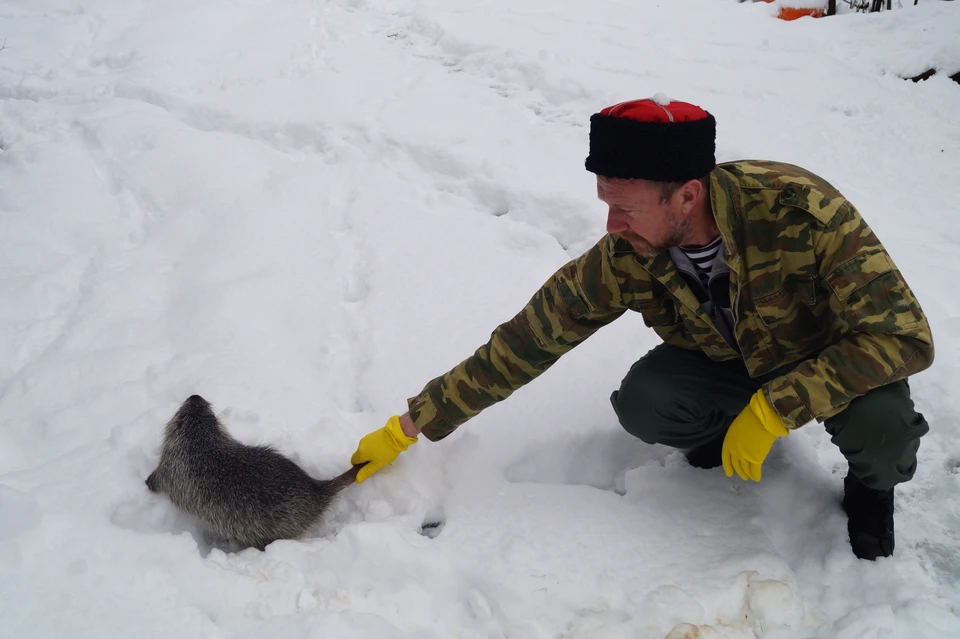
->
[[708, 165, 746, 283], [622, 167, 746, 352], [634, 166, 745, 291]]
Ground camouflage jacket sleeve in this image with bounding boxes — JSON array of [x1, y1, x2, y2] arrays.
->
[[762, 201, 935, 429], [407, 235, 628, 441]]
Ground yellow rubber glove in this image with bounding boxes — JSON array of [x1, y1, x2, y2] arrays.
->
[[350, 415, 418, 483], [721, 390, 789, 482]]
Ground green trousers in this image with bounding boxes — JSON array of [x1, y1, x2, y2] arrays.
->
[[609, 344, 929, 490]]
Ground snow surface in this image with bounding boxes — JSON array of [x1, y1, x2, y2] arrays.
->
[[1, 0, 959, 637]]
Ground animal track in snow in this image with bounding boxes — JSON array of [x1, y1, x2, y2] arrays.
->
[[420, 519, 445, 539], [112, 83, 338, 160], [337, 0, 588, 128], [321, 179, 375, 414], [390, 138, 597, 253]]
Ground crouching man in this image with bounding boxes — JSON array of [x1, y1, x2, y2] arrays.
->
[[351, 98, 934, 560]]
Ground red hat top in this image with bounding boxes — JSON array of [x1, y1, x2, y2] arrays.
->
[[600, 97, 711, 123]]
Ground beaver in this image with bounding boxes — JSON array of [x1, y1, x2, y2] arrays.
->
[[146, 395, 364, 550]]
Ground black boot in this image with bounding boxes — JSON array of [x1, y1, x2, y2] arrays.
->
[[683, 428, 727, 469], [842, 469, 895, 560]]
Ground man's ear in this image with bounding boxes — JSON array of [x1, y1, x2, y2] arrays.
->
[[679, 178, 704, 214]]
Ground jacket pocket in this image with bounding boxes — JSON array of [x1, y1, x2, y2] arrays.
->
[[637, 299, 678, 328], [753, 275, 825, 347], [825, 252, 923, 331]]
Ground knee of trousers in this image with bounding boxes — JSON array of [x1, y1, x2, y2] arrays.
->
[[826, 380, 930, 490], [609, 366, 695, 445]]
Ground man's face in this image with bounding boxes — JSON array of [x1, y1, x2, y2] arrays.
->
[[597, 176, 689, 258]]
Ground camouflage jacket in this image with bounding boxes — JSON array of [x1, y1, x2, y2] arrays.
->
[[407, 161, 934, 440]]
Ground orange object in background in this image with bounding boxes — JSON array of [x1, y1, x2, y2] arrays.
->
[[778, 7, 825, 19], [751, 1, 826, 21]]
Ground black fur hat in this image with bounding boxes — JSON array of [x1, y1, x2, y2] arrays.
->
[[585, 97, 716, 182]]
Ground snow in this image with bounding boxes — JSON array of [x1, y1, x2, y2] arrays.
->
[[1, 0, 959, 637], [775, 0, 829, 11]]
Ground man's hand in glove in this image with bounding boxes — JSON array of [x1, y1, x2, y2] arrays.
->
[[722, 389, 789, 482], [350, 413, 419, 483]]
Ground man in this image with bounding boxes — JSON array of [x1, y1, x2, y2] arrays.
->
[[350, 98, 934, 560]]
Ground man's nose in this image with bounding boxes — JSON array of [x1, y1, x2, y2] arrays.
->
[[606, 208, 629, 234]]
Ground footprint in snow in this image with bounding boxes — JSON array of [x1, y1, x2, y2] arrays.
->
[[503, 429, 656, 494]]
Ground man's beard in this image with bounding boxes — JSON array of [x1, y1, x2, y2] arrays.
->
[[622, 213, 690, 258]]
